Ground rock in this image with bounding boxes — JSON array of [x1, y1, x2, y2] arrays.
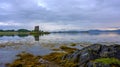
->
[[86, 60, 120, 67], [63, 44, 101, 64], [87, 62, 111, 67], [100, 45, 117, 58], [62, 44, 120, 67], [114, 45, 120, 59], [39, 58, 49, 64]]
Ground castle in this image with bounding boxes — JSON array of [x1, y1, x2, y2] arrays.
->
[[34, 26, 39, 32]]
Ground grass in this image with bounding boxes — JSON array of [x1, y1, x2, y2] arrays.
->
[[94, 58, 120, 65]]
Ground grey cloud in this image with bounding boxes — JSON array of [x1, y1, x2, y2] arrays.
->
[[0, 0, 120, 30]]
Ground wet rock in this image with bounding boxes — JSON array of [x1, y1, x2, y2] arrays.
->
[[63, 44, 120, 67], [63, 44, 101, 64], [114, 45, 120, 59], [99, 45, 117, 58], [87, 62, 111, 67]]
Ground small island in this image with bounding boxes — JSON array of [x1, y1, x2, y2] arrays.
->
[[0, 26, 50, 36]]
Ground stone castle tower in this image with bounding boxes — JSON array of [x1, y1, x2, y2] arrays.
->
[[34, 26, 39, 32]]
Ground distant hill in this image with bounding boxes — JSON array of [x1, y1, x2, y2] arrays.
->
[[51, 29, 120, 33], [88, 29, 120, 33]]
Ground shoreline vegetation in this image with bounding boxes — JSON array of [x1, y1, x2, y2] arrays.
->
[[0, 29, 50, 36], [1, 28, 120, 36], [6, 44, 120, 67], [0, 29, 120, 37]]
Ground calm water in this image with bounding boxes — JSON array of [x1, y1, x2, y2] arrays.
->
[[0, 32, 120, 67], [0, 32, 120, 44]]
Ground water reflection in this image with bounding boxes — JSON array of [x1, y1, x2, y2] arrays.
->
[[0, 34, 42, 41], [33, 35, 39, 41], [17, 34, 29, 37], [0, 32, 120, 43]]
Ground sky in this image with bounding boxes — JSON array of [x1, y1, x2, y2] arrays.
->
[[0, 0, 120, 31]]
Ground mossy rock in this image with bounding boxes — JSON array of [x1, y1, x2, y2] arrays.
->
[[86, 58, 120, 67], [94, 58, 120, 65]]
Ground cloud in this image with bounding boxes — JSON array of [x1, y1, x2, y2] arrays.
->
[[0, 0, 120, 31], [0, 21, 21, 26]]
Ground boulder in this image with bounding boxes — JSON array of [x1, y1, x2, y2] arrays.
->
[[62, 44, 120, 67]]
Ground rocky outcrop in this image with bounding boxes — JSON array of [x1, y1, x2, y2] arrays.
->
[[62, 44, 120, 67]]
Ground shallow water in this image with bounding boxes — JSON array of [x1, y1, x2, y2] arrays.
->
[[0, 32, 120, 67]]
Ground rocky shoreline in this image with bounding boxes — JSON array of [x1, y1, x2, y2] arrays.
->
[[63, 44, 120, 67], [7, 44, 120, 67]]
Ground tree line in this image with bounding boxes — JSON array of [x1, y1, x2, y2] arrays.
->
[[0, 29, 50, 34], [0, 29, 31, 32]]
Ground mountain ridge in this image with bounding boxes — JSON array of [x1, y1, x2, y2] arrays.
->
[[51, 29, 120, 33]]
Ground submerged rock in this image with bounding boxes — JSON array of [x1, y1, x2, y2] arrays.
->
[[63, 44, 120, 67]]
